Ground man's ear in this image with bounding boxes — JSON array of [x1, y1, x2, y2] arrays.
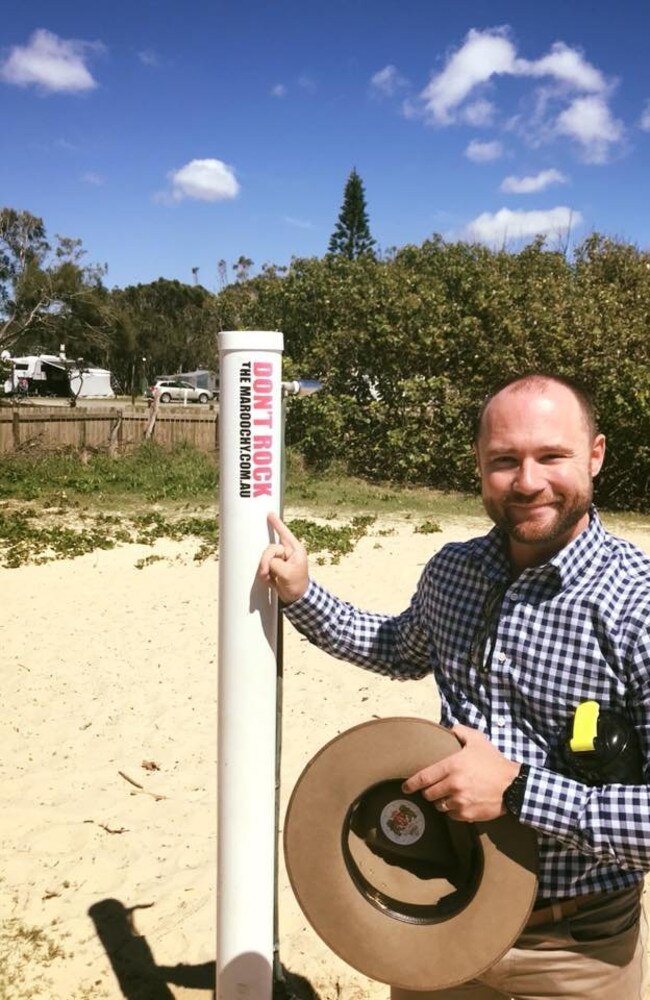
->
[[590, 433, 606, 478]]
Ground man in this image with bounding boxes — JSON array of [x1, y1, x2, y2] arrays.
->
[[260, 374, 650, 998]]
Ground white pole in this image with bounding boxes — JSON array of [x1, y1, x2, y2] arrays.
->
[[217, 330, 284, 999]]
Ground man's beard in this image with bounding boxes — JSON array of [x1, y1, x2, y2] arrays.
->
[[483, 485, 593, 548]]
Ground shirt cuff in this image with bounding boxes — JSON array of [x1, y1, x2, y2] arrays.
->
[[283, 578, 323, 622], [518, 764, 589, 845]]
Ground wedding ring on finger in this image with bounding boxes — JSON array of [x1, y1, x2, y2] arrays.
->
[[439, 797, 450, 812]]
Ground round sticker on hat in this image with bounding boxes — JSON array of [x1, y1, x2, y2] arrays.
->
[[380, 799, 426, 846]]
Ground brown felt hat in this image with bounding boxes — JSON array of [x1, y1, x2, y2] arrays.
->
[[284, 717, 538, 992]]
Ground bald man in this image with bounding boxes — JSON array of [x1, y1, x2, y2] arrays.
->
[[261, 374, 650, 999]]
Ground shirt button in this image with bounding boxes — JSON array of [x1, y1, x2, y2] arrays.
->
[[497, 652, 507, 663], [496, 716, 506, 727]]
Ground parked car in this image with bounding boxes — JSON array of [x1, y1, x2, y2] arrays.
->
[[146, 378, 211, 404]]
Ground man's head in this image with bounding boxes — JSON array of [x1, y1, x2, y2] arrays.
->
[[474, 374, 606, 572]]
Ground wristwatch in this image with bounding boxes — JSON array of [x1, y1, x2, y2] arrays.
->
[[503, 764, 530, 817]]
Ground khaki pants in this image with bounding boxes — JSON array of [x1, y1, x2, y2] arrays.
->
[[391, 887, 648, 1000]]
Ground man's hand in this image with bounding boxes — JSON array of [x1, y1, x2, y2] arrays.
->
[[401, 725, 521, 822], [258, 513, 309, 605]]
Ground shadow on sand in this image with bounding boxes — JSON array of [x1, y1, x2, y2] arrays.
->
[[88, 899, 214, 999], [88, 898, 320, 999]]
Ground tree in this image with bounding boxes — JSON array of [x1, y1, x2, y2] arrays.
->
[[0, 208, 108, 356], [328, 169, 377, 260], [107, 278, 217, 389], [233, 256, 253, 282]]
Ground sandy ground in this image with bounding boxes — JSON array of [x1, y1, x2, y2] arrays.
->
[[1, 510, 650, 999]]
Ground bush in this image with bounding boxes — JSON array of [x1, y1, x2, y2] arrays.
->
[[215, 234, 650, 511]]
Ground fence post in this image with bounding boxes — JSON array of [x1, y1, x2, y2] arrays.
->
[[145, 393, 159, 440], [109, 409, 123, 457], [12, 405, 20, 450]]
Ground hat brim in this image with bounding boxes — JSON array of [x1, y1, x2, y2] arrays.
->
[[284, 717, 538, 991]]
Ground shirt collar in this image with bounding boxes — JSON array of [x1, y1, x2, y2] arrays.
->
[[469, 506, 606, 590]]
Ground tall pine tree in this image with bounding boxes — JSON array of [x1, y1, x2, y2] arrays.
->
[[328, 169, 377, 260]]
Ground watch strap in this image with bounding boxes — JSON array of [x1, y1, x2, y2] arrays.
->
[[504, 764, 530, 817]]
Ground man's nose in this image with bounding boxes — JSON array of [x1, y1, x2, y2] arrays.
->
[[513, 459, 544, 494]]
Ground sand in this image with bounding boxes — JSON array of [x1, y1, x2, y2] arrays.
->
[[1, 511, 649, 999]]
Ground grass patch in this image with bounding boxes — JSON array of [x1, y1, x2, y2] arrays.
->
[[0, 442, 484, 519], [0, 916, 108, 999], [287, 515, 375, 565], [414, 519, 442, 534], [0, 442, 217, 506], [0, 508, 219, 569], [0, 443, 486, 567], [284, 451, 485, 520], [0, 507, 374, 569], [12, 442, 650, 568]]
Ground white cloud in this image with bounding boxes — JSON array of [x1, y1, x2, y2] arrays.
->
[[415, 28, 621, 160], [465, 139, 503, 162], [0, 28, 100, 93], [420, 28, 516, 124], [271, 83, 287, 98], [138, 49, 159, 67], [640, 101, 650, 131], [500, 168, 567, 193], [166, 159, 240, 202], [461, 99, 496, 126], [555, 95, 623, 162], [516, 42, 607, 93], [420, 29, 610, 125], [298, 75, 316, 93], [283, 216, 312, 229], [463, 205, 581, 244], [401, 97, 418, 120], [370, 64, 408, 97], [81, 172, 105, 186]]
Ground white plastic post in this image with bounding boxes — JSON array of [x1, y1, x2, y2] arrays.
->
[[217, 330, 284, 999]]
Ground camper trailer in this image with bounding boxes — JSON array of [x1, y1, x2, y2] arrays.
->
[[2, 354, 115, 399]]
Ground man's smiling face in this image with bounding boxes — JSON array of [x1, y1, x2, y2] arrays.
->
[[475, 379, 606, 571]]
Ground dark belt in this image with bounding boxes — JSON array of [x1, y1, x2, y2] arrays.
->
[[526, 891, 602, 928]]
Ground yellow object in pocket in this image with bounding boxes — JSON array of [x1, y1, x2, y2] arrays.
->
[[569, 700, 600, 753]]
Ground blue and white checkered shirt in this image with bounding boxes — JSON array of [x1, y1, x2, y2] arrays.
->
[[284, 508, 650, 900]]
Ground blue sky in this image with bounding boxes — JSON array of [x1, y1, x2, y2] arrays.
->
[[2, 1, 650, 291]]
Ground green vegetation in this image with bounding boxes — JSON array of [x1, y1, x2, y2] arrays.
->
[[0, 444, 222, 566], [0, 442, 484, 517], [3, 440, 648, 570], [0, 441, 218, 505], [5, 202, 650, 509], [0, 208, 108, 359], [287, 515, 375, 565], [2, 445, 446, 568], [414, 519, 442, 535], [0, 507, 219, 569], [215, 234, 650, 511], [328, 168, 377, 260]]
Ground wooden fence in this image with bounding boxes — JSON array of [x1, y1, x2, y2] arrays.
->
[[0, 403, 219, 455]]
